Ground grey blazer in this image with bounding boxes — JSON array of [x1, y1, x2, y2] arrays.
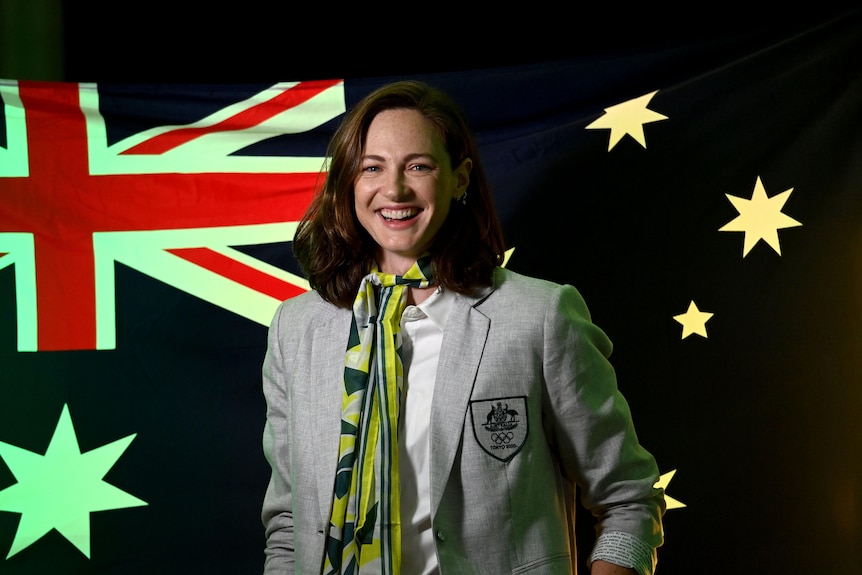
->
[[262, 268, 664, 574]]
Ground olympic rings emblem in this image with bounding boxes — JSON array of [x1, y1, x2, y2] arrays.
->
[[491, 431, 514, 444]]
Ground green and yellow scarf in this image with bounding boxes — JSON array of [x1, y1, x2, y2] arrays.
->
[[323, 256, 434, 575]]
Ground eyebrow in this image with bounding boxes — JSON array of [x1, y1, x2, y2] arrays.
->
[[361, 152, 438, 163]]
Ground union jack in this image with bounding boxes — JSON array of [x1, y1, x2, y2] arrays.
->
[[0, 80, 345, 352]]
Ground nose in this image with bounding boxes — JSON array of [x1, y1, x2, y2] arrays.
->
[[382, 170, 409, 201]]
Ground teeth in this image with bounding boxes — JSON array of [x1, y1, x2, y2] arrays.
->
[[381, 208, 417, 221]]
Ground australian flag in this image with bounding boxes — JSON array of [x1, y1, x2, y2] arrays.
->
[[1, 8, 861, 573]]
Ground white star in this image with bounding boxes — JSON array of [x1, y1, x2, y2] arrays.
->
[[0, 405, 147, 558]]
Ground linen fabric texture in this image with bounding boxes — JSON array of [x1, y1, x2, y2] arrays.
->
[[262, 267, 665, 574]]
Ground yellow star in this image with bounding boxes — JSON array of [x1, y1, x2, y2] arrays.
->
[[502, 247, 515, 268], [654, 469, 686, 510], [585, 90, 668, 150], [719, 176, 802, 256], [673, 300, 713, 339]]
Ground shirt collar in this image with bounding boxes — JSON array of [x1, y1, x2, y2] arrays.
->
[[415, 287, 455, 331]]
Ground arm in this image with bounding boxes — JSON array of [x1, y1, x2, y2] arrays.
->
[[591, 560, 638, 575], [543, 284, 665, 575]]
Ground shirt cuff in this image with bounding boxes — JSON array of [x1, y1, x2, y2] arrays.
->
[[587, 531, 657, 575]]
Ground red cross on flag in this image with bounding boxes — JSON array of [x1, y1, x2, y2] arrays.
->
[[0, 80, 343, 351]]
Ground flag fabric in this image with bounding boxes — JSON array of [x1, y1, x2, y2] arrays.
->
[[1, 9, 861, 573]]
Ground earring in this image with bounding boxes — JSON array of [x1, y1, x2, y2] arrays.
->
[[456, 191, 468, 205]]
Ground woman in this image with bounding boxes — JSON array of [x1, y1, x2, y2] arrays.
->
[[261, 80, 665, 575]]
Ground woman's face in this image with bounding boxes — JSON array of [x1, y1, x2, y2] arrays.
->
[[354, 108, 470, 274]]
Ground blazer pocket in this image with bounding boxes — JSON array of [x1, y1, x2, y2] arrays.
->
[[511, 552, 572, 574]]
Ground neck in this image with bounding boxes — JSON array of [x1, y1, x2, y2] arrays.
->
[[407, 285, 436, 306], [375, 251, 426, 277]]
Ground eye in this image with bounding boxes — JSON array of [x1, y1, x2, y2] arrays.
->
[[361, 165, 381, 173], [409, 163, 433, 172]]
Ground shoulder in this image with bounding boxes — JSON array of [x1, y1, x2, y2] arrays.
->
[[490, 267, 575, 300], [487, 268, 612, 355], [485, 268, 594, 321], [269, 289, 345, 329]]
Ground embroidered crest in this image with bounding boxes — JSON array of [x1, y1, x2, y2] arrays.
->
[[469, 396, 528, 462]]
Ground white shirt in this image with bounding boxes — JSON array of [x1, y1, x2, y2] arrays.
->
[[399, 287, 454, 575]]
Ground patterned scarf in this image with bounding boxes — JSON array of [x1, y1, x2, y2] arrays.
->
[[323, 255, 434, 575]]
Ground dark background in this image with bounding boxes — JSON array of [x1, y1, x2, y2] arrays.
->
[[1, 1, 856, 82]]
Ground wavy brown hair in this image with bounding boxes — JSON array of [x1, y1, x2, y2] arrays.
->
[[292, 80, 506, 308]]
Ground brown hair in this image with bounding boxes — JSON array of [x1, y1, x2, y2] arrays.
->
[[292, 80, 506, 308]]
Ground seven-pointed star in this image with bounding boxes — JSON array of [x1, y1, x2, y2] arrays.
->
[[673, 300, 713, 339], [585, 90, 669, 150], [654, 469, 686, 510], [0, 404, 147, 558], [719, 175, 803, 256]]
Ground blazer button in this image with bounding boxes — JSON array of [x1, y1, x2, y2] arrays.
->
[[435, 529, 447, 542]]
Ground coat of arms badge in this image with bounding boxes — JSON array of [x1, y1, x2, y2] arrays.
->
[[469, 396, 529, 462]]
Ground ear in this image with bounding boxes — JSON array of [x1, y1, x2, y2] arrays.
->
[[453, 157, 472, 199]]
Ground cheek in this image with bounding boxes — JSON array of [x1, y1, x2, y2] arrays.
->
[[430, 196, 452, 228], [435, 186, 455, 214], [353, 186, 371, 210]]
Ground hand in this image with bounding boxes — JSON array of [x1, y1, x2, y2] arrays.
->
[[590, 560, 638, 575]]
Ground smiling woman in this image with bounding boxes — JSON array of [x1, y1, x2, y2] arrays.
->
[[353, 108, 471, 286], [260, 80, 666, 575], [290, 81, 505, 310]]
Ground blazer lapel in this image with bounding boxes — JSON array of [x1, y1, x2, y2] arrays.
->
[[429, 287, 492, 513]]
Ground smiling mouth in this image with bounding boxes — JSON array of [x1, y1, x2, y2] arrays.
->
[[380, 208, 419, 221]]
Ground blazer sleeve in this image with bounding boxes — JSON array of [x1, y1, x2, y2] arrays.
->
[[542, 283, 665, 573], [261, 301, 297, 574]]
